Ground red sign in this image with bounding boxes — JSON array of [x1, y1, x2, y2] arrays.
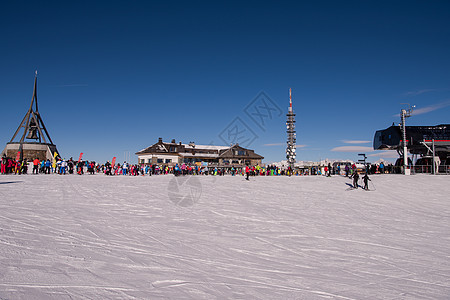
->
[[16, 151, 21, 161]]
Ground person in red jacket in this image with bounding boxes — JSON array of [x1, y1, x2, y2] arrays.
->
[[1, 155, 6, 174], [33, 158, 40, 174], [7, 158, 14, 174], [245, 165, 250, 181]]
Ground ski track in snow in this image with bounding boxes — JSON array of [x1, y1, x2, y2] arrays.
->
[[0, 174, 449, 299]]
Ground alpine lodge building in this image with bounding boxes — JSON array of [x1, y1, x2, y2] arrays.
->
[[136, 138, 264, 168]]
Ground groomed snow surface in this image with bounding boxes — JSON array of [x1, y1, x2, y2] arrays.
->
[[0, 174, 449, 299]]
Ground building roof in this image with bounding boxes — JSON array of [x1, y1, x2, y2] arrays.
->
[[182, 144, 229, 151], [179, 153, 219, 158], [219, 144, 264, 159]]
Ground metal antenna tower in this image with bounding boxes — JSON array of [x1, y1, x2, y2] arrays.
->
[[286, 88, 296, 168]]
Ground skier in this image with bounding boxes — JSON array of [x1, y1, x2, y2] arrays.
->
[[56, 159, 62, 174], [245, 165, 250, 180], [15, 160, 21, 174], [33, 158, 40, 174], [77, 160, 84, 175], [45, 159, 51, 174], [344, 164, 349, 177], [60, 159, 67, 175], [105, 161, 112, 175], [21, 158, 28, 174], [362, 173, 371, 190], [0, 155, 6, 174], [7, 158, 13, 174], [40, 160, 45, 173], [68, 158, 74, 174], [351, 170, 359, 189], [122, 162, 128, 175]]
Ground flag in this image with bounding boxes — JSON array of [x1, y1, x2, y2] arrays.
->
[[16, 151, 21, 161], [111, 156, 116, 166], [78, 153, 83, 163], [52, 152, 58, 169]]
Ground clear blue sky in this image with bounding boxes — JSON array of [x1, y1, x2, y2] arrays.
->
[[1, 1, 449, 164]]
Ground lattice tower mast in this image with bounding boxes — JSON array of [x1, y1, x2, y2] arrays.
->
[[286, 88, 296, 167]]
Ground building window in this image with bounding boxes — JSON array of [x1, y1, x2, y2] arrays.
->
[[157, 159, 163, 163], [165, 159, 172, 164], [238, 150, 246, 156], [140, 159, 144, 164]]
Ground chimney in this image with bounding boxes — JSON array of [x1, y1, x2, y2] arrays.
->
[[158, 137, 162, 143]]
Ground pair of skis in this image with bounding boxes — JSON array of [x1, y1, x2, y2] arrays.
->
[[346, 186, 372, 191], [346, 182, 376, 191]]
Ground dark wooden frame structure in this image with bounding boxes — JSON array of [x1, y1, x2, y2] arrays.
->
[[2, 72, 59, 161]]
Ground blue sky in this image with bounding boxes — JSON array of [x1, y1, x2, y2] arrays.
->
[[1, 1, 449, 164]]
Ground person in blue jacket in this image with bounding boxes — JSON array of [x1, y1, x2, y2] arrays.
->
[[45, 159, 51, 174]]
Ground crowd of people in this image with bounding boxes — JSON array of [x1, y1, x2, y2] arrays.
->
[[1, 154, 390, 183], [0, 155, 290, 177], [1, 156, 29, 175]]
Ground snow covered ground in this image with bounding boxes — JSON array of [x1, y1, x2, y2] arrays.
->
[[0, 173, 449, 299]]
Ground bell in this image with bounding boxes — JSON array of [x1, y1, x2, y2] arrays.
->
[[26, 127, 39, 139]]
